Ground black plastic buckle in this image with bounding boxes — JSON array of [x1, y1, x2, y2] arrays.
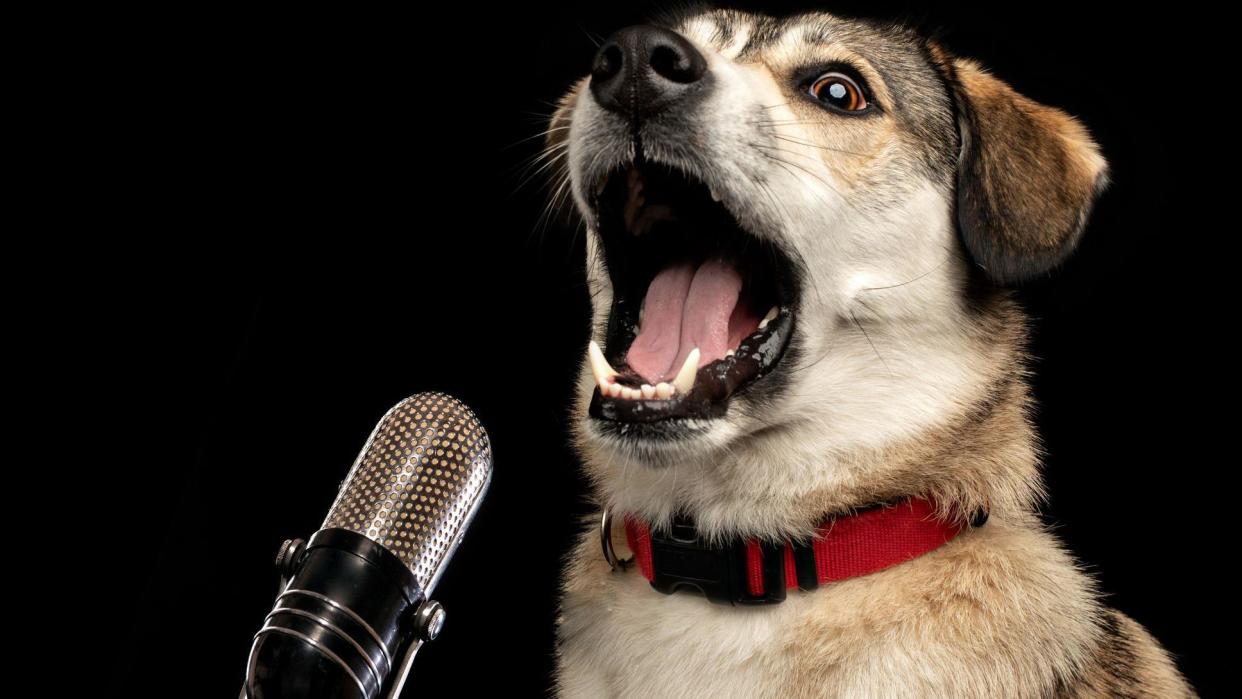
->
[[647, 515, 787, 605]]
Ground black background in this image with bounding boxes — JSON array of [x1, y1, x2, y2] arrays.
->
[[64, 1, 1224, 696]]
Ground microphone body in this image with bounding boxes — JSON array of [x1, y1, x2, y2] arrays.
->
[[244, 392, 492, 699]]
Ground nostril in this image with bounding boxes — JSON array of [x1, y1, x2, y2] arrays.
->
[[592, 44, 624, 82], [649, 44, 700, 84]]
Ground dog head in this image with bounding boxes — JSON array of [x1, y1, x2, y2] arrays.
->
[[546, 8, 1107, 537]]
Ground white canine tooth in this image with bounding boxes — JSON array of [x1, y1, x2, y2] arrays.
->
[[608, 382, 623, 398], [641, 384, 655, 399], [725, 349, 735, 357], [758, 305, 779, 330], [672, 348, 700, 395], [655, 382, 674, 399], [588, 340, 619, 388]]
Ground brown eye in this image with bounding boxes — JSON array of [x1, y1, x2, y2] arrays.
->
[[808, 72, 867, 112]]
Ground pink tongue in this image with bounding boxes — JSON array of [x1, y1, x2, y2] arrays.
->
[[626, 258, 743, 384]]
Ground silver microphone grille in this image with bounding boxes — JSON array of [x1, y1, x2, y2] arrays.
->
[[322, 392, 492, 595]]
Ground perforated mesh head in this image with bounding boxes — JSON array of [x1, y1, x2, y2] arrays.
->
[[323, 392, 492, 593]]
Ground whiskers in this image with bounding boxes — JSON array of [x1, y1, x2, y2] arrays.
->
[[508, 119, 580, 252], [748, 141, 857, 216]]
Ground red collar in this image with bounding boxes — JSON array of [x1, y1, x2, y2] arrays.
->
[[616, 497, 985, 605]]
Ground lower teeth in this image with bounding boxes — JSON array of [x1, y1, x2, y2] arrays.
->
[[589, 306, 781, 402]]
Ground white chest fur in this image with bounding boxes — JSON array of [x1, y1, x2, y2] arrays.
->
[[557, 555, 796, 698], [555, 518, 1100, 699]]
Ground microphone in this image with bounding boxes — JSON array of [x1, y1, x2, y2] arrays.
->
[[243, 392, 493, 699]]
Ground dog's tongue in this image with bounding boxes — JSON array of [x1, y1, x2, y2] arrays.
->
[[626, 258, 743, 384]]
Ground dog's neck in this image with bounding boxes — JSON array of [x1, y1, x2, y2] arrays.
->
[[580, 295, 1043, 542]]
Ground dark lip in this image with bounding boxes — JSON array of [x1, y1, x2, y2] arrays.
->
[[585, 156, 801, 430]]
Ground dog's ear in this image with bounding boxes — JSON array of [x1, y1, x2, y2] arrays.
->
[[931, 45, 1109, 285], [546, 77, 587, 152]]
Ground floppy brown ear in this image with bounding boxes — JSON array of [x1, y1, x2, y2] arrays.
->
[[546, 77, 587, 152], [940, 52, 1109, 285]]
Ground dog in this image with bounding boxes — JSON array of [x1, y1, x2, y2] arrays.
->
[[542, 6, 1192, 697]]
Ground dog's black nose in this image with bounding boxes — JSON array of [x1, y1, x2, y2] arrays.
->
[[590, 25, 708, 118]]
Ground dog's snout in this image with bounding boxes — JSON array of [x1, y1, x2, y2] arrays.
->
[[590, 25, 708, 118]]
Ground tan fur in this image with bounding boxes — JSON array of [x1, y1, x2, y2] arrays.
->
[[547, 76, 587, 153], [547, 8, 1192, 697], [1072, 611, 1191, 697]]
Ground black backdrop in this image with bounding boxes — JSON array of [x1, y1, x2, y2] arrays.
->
[[79, 1, 1224, 695]]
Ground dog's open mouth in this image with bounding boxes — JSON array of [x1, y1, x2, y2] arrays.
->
[[586, 157, 798, 426]]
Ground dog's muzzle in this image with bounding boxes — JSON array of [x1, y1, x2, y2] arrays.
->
[[579, 23, 798, 431]]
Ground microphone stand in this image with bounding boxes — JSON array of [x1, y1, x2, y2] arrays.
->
[[239, 537, 447, 699]]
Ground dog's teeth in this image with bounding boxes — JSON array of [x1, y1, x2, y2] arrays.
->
[[607, 382, 623, 398], [641, 384, 655, 399], [758, 306, 779, 330], [588, 340, 619, 389], [710, 187, 721, 202], [672, 348, 700, 395], [725, 349, 735, 357], [655, 382, 674, 399]]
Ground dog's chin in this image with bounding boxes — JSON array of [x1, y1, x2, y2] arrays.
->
[[580, 155, 800, 452], [581, 412, 725, 468]]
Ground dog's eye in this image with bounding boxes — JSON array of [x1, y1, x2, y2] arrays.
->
[[808, 72, 867, 112]]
